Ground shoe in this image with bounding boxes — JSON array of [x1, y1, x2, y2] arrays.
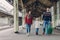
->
[[42, 32, 45, 35], [36, 32, 38, 35], [26, 33, 30, 36]]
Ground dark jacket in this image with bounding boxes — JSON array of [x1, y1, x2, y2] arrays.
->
[[43, 12, 52, 21]]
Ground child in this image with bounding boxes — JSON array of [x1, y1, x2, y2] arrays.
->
[[35, 18, 40, 35]]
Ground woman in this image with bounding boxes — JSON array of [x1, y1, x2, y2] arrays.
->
[[25, 10, 33, 36]]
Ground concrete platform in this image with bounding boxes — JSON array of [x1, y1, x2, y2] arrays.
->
[[0, 26, 60, 40]]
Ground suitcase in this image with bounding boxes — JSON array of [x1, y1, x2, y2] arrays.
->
[[45, 23, 53, 35]]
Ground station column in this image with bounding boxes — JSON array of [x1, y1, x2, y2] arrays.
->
[[50, 6, 55, 28], [56, 0, 60, 26], [14, 0, 19, 33]]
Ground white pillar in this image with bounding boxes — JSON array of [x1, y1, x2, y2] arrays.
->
[[56, 1, 60, 26], [14, 0, 19, 33], [50, 6, 55, 28], [20, 0, 26, 28], [22, 9, 26, 28]]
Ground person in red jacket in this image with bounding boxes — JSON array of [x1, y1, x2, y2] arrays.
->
[[25, 10, 33, 36]]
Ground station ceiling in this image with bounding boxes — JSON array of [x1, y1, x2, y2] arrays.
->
[[18, 0, 59, 17]]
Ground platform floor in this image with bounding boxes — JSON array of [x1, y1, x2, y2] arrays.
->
[[0, 26, 60, 40]]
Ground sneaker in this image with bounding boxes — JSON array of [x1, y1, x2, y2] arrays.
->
[[42, 32, 45, 35], [26, 33, 30, 36], [36, 32, 38, 35]]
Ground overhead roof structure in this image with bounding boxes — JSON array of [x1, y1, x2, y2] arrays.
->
[[0, 0, 22, 17], [0, 0, 59, 17], [18, 0, 59, 17]]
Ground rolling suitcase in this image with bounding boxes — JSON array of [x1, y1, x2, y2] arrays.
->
[[45, 23, 53, 35]]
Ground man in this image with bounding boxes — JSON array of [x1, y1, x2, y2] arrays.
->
[[42, 8, 52, 35], [25, 10, 33, 36]]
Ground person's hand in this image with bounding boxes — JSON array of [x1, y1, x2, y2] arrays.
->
[[22, 27, 25, 29]]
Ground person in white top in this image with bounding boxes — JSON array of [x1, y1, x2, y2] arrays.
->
[[35, 18, 40, 35]]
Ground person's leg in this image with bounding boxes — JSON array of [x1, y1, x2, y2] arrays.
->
[[28, 24, 31, 33], [45, 21, 48, 35], [26, 24, 29, 33], [45, 21, 51, 35], [26, 24, 31, 36], [46, 21, 50, 30], [43, 21, 46, 34], [36, 28, 39, 35]]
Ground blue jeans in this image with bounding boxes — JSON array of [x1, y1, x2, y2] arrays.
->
[[26, 24, 31, 33], [36, 28, 39, 33], [43, 21, 50, 33]]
